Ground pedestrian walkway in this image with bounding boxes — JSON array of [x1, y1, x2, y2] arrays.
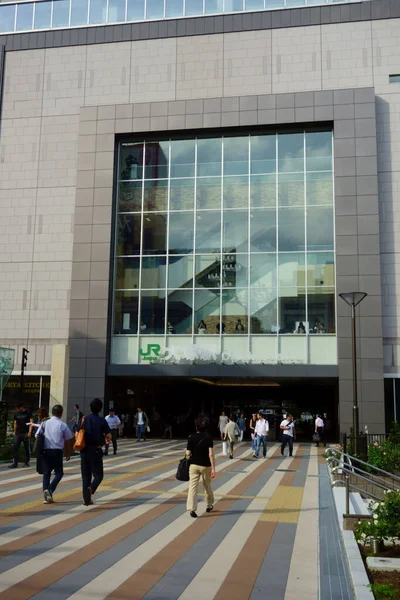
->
[[0, 439, 353, 599]]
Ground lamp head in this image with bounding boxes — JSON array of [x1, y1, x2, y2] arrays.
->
[[339, 292, 367, 307]]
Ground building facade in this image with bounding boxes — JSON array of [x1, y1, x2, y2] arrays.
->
[[0, 0, 399, 434]]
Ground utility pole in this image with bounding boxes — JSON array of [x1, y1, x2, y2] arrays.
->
[[20, 348, 29, 405]]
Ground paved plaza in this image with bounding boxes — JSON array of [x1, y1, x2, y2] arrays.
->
[[0, 440, 353, 599]]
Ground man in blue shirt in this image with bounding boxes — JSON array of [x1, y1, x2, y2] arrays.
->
[[36, 404, 73, 504], [104, 410, 121, 456], [80, 398, 111, 506]]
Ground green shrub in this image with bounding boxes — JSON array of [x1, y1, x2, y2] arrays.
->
[[367, 423, 400, 474], [355, 489, 400, 544], [368, 584, 400, 600]]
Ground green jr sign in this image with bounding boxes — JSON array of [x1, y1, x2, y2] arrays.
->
[[139, 344, 161, 361]]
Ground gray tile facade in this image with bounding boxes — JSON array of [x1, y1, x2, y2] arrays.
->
[[68, 87, 384, 434]]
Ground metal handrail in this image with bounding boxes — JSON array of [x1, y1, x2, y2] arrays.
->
[[332, 466, 390, 492], [331, 450, 400, 484], [331, 463, 393, 490], [331, 479, 381, 503]]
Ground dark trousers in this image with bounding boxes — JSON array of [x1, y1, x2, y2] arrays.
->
[[281, 436, 294, 456], [316, 426, 326, 447], [42, 449, 64, 493], [81, 448, 104, 495], [105, 430, 117, 454], [13, 434, 30, 465]]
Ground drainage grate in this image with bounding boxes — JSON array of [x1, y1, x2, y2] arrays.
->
[[275, 469, 296, 472]]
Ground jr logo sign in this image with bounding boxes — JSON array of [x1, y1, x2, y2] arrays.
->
[[139, 344, 161, 361]]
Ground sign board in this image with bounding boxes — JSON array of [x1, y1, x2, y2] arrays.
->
[[0, 347, 15, 393]]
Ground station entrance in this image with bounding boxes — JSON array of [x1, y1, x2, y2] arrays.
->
[[107, 376, 339, 442]]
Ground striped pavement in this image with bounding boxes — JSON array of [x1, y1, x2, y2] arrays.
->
[[0, 439, 352, 599]]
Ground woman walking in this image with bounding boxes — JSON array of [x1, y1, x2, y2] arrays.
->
[[218, 411, 228, 440], [236, 413, 246, 442], [249, 413, 257, 453], [186, 417, 215, 518]]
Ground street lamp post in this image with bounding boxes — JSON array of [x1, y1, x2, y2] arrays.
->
[[339, 292, 367, 454]]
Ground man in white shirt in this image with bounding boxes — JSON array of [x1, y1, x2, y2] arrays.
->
[[280, 414, 296, 457], [36, 404, 73, 504], [253, 412, 269, 459], [314, 414, 325, 448], [134, 408, 148, 442], [105, 410, 121, 455]]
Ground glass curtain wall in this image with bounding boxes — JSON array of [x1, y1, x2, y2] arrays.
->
[[114, 131, 335, 339]]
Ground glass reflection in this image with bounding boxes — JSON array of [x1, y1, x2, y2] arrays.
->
[[195, 255, 221, 289], [114, 291, 139, 334], [119, 143, 143, 180], [52, 0, 70, 27], [169, 256, 193, 289], [278, 172, 304, 207], [166, 0, 184, 16], [307, 206, 334, 251], [196, 178, 221, 210], [34, 2, 51, 28], [222, 254, 247, 288], [224, 177, 248, 209], [0, 6, 15, 33], [116, 257, 140, 289], [278, 207, 305, 252], [167, 289, 193, 334], [185, 0, 203, 15], [250, 254, 276, 288], [245, 0, 263, 9], [196, 212, 221, 253], [205, 0, 223, 13], [145, 141, 169, 179], [278, 133, 304, 173], [16, 3, 33, 30], [307, 172, 333, 206], [197, 139, 222, 177], [250, 209, 276, 252], [307, 253, 334, 287], [143, 180, 168, 211], [308, 287, 335, 334], [89, 0, 107, 23], [170, 179, 195, 210], [140, 291, 165, 334], [170, 140, 195, 178], [306, 131, 332, 172], [70, 0, 88, 26], [194, 289, 221, 334], [278, 253, 306, 288], [141, 257, 167, 288], [109, 0, 126, 21], [146, 0, 164, 18], [250, 175, 275, 208], [223, 210, 248, 253], [251, 135, 276, 174], [222, 289, 248, 333], [142, 213, 167, 255], [117, 214, 141, 255], [224, 137, 249, 176], [279, 288, 306, 334], [169, 212, 194, 254], [224, 0, 244, 11], [250, 289, 277, 334], [127, 0, 145, 19], [118, 181, 142, 212]]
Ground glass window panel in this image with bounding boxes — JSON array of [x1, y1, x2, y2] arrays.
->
[[250, 175, 275, 208], [169, 255, 193, 289], [52, 0, 70, 27], [223, 176, 248, 209], [116, 257, 140, 289], [197, 139, 222, 177], [196, 178, 221, 210], [278, 253, 306, 288], [245, 0, 263, 9], [170, 179, 195, 210], [167, 289, 193, 334], [16, 3, 33, 30], [286, 0, 303, 6], [169, 212, 194, 254], [205, 0, 223, 13], [146, 0, 164, 18], [166, 0, 183, 17], [142, 213, 167, 255], [250, 208, 276, 252], [118, 181, 142, 212], [308, 288, 335, 334], [89, 0, 107, 23], [194, 289, 221, 334], [251, 135, 276, 175], [70, 0, 88, 25], [0, 5, 15, 33], [108, 0, 126, 21], [279, 288, 306, 334], [223, 210, 248, 253], [170, 140, 195, 178], [278, 207, 305, 252], [196, 212, 221, 253], [307, 253, 334, 287], [119, 143, 143, 180], [278, 133, 304, 173], [143, 180, 168, 212], [222, 254, 248, 288], [141, 256, 167, 288], [145, 141, 169, 179], [114, 291, 138, 334], [185, 0, 203, 15], [250, 288, 278, 334], [140, 291, 165, 334], [34, 2, 51, 29], [265, 0, 285, 8], [195, 254, 221, 289], [250, 254, 276, 288], [117, 214, 141, 255], [127, 0, 144, 19], [223, 136, 249, 176], [278, 172, 304, 207], [306, 172, 333, 206], [306, 131, 332, 171], [307, 206, 334, 251], [224, 0, 243, 11], [222, 289, 248, 334]]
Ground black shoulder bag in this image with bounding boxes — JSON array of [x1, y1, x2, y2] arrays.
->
[[176, 436, 205, 482]]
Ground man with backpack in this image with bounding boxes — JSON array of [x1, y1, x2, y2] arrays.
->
[[223, 415, 240, 459]]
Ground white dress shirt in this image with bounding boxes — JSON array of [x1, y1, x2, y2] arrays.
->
[[254, 418, 269, 437], [281, 420, 295, 437], [315, 417, 324, 428], [36, 417, 73, 450]]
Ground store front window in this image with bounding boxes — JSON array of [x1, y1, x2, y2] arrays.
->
[[112, 131, 336, 365]]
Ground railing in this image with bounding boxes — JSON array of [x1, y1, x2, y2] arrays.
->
[[0, 0, 371, 36], [328, 450, 400, 502], [342, 432, 389, 461]]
